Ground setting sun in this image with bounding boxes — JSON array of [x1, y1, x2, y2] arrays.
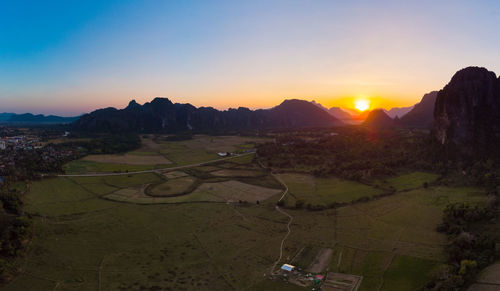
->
[[354, 99, 370, 112]]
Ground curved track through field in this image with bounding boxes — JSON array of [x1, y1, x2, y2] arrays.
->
[[269, 173, 294, 274]]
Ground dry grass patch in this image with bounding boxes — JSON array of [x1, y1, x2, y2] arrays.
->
[[161, 170, 189, 179], [83, 154, 171, 165], [192, 180, 282, 203], [148, 177, 197, 197], [212, 169, 264, 177]]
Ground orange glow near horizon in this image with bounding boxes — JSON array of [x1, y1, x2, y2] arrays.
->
[[354, 99, 370, 112]]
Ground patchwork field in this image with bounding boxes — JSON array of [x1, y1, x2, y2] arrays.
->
[[8, 136, 491, 290], [10, 163, 489, 291], [63, 135, 269, 174]]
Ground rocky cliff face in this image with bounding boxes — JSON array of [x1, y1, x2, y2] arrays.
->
[[432, 67, 500, 150], [73, 98, 342, 133]]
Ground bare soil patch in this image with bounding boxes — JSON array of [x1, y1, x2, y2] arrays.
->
[[162, 171, 189, 179], [306, 248, 333, 273]]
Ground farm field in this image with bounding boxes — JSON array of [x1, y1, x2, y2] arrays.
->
[[8, 163, 490, 290], [63, 135, 269, 174], [147, 176, 197, 197], [285, 186, 488, 291], [8, 136, 491, 290], [277, 173, 385, 208], [83, 153, 171, 165]]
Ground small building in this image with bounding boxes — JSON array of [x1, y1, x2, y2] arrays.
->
[[281, 264, 295, 272], [0, 141, 5, 150]]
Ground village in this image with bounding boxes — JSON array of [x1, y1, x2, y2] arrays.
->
[[0, 128, 77, 181]]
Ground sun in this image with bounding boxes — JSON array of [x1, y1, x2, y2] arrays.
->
[[354, 99, 370, 112]]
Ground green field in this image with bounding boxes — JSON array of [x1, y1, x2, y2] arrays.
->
[[385, 171, 440, 191], [278, 173, 385, 208]]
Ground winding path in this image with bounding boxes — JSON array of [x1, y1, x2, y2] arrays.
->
[[269, 172, 294, 274]]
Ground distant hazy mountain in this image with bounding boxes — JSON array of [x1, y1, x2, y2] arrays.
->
[[362, 109, 395, 128], [310, 100, 352, 121], [384, 106, 414, 118], [0, 113, 79, 124], [400, 91, 438, 128], [328, 107, 352, 121], [433, 67, 500, 153], [74, 98, 343, 133], [0, 113, 15, 122]]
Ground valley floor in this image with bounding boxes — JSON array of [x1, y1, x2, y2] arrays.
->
[[4, 135, 490, 290]]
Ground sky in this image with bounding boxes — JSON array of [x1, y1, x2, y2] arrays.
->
[[1, 0, 500, 116]]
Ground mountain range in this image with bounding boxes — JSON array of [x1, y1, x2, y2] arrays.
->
[[5, 66, 495, 142], [0, 113, 79, 124], [73, 90, 441, 132], [73, 99, 343, 133]]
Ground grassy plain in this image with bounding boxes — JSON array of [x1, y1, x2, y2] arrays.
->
[[9, 136, 491, 290], [11, 168, 489, 291], [278, 173, 384, 207]]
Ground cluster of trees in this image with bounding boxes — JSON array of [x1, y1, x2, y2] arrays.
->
[[0, 183, 32, 282], [258, 128, 434, 181], [258, 127, 500, 189], [426, 198, 497, 290], [58, 134, 141, 154]]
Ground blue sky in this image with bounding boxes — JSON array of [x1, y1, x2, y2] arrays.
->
[[1, 0, 500, 115]]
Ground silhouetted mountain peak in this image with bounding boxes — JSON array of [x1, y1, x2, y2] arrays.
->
[[362, 109, 395, 128], [126, 99, 141, 110], [433, 66, 500, 151], [400, 91, 438, 128]]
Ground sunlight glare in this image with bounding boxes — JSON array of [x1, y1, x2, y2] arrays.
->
[[354, 99, 370, 112]]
